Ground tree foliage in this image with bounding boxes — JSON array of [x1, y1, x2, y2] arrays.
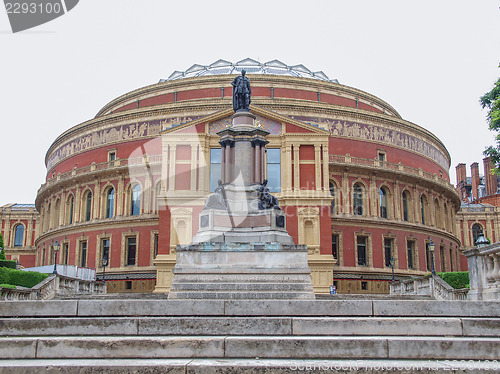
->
[[482, 64, 500, 168]]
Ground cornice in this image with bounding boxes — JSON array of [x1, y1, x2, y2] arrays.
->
[[331, 215, 460, 244], [34, 215, 159, 246]]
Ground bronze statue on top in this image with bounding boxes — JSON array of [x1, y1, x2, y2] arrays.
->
[[232, 70, 251, 112]]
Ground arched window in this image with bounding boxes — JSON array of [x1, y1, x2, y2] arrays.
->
[[14, 224, 24, 247], [402, 191, 409, 222], [130, 184, 141, 216], [379, 188, 388, 218], [329, 181, 335, 214], [66, 195, 74, 225], [106, 188, 115, 218], [420, 195, 427, 225], [472, 223, 483, 245], [84, 191, 92, 221], [353, 183, 363, 216]]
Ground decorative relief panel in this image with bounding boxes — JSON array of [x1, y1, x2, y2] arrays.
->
[[47, 116, 200, 170], [290, 116, 449, 169]]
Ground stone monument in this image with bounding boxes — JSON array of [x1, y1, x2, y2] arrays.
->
[[168, 71, 314, 299]]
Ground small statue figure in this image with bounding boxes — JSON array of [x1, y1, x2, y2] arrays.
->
[[231, 70, 251, 112], [258, 179, 280, 210], [204, 180, 227, 210]]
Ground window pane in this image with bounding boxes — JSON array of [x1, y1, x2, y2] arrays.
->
[[210, 149, 221, 192], [106, 189, 114, 218], [102, 239, 110, 261], [127, 237, 136, 266], [380, 189, 388, 218], [266, 149, 281, 193], [14, 225, 24, 247], [267, 164, 281, 192], [85, 192, 92, 221], [384, 239, 392, 267], [267, 148, 280, 163], [131, 185, 141, 216], [80, 242, 87, 267], [407, 241, 414, 269], [357, 236, 366, 266], [332, 234, 338, 259]]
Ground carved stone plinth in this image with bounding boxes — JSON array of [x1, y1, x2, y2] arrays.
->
[[168, 242, 314, 300]]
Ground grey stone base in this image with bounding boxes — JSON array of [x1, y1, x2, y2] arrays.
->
[[169, 243, 314, 300]]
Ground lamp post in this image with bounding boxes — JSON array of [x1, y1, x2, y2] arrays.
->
[[429, 239, 436, 276], [475, 234, 490, 248], [390, 257, 395, 284], [52, 240, 60, 275], [101, 257, 108, 283]]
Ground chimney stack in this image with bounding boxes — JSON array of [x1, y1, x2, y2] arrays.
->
[[471, 162, 480, 201], [456, 163, 468, 201]]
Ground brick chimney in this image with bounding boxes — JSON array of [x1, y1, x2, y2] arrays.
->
[[483, 157, 497, 196], [471, 162, 480, 201], [456, 163, 467, 186]]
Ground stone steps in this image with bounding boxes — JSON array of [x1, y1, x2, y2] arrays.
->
[[1, 336, 499, 360], [1, 299, 499, 372], [1, 358, 498, 373], [1, 316, 499, 337]]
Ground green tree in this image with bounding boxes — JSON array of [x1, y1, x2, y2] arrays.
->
[[0, 234, 5, 261], [482, 64, 500, 169]]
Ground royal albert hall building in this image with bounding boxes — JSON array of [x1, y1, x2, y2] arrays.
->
[[33, 58, 464, 294]]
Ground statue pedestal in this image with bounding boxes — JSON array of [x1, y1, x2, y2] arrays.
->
[[168, 109, 314, 300], [168, 242, 314, 300]]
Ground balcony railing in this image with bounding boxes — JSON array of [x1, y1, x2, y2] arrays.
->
[[38, 155, 163, 197], [329, 154, 453, 189]]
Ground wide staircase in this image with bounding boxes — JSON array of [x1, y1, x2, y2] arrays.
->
[[1, 297, 499, 373]]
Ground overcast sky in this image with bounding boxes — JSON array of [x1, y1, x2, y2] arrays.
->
[[1, 0, 499, 207]]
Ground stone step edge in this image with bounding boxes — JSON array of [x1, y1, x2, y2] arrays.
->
[[2, 336, 499, 360], [1, 316, 498, 337], [2, 300, 500, 318], [0, 358, 498, 373]]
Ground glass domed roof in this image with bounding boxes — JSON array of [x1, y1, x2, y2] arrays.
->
[[160, 58, 339, 83]]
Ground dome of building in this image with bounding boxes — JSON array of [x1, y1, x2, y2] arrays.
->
[[160, 58, 339, 83]]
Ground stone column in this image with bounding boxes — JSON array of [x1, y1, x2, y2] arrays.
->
[[322, 146, 329, 191], [75, 185, 81, 223], [315, 145, 321, 191], [342, 169, 349, 214], [285, 145, 292, 191], [116, 176, 124, 216], [94, 179, 100, 219], [220, 143, 226, 183], [254, 141, 261, 184], [190, 145, 197, 191], [293, 144, 300, 191], [260, 145, 265, 182], [168, 145, 177, 191]]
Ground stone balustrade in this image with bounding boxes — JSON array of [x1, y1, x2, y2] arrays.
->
[[0, 274, 106, 301], [390, 274, 468, 300], [464, 242, 500, 301]]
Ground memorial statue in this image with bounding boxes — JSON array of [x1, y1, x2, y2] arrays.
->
[[204, 180, 227, 210], [231, 70, 251, 112], [258, 179, 280, 210]]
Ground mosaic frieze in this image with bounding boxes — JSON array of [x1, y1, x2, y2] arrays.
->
[[47, 116, 199, 170], [290, 116, 449, 169], [209, 114, 282, 135]]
